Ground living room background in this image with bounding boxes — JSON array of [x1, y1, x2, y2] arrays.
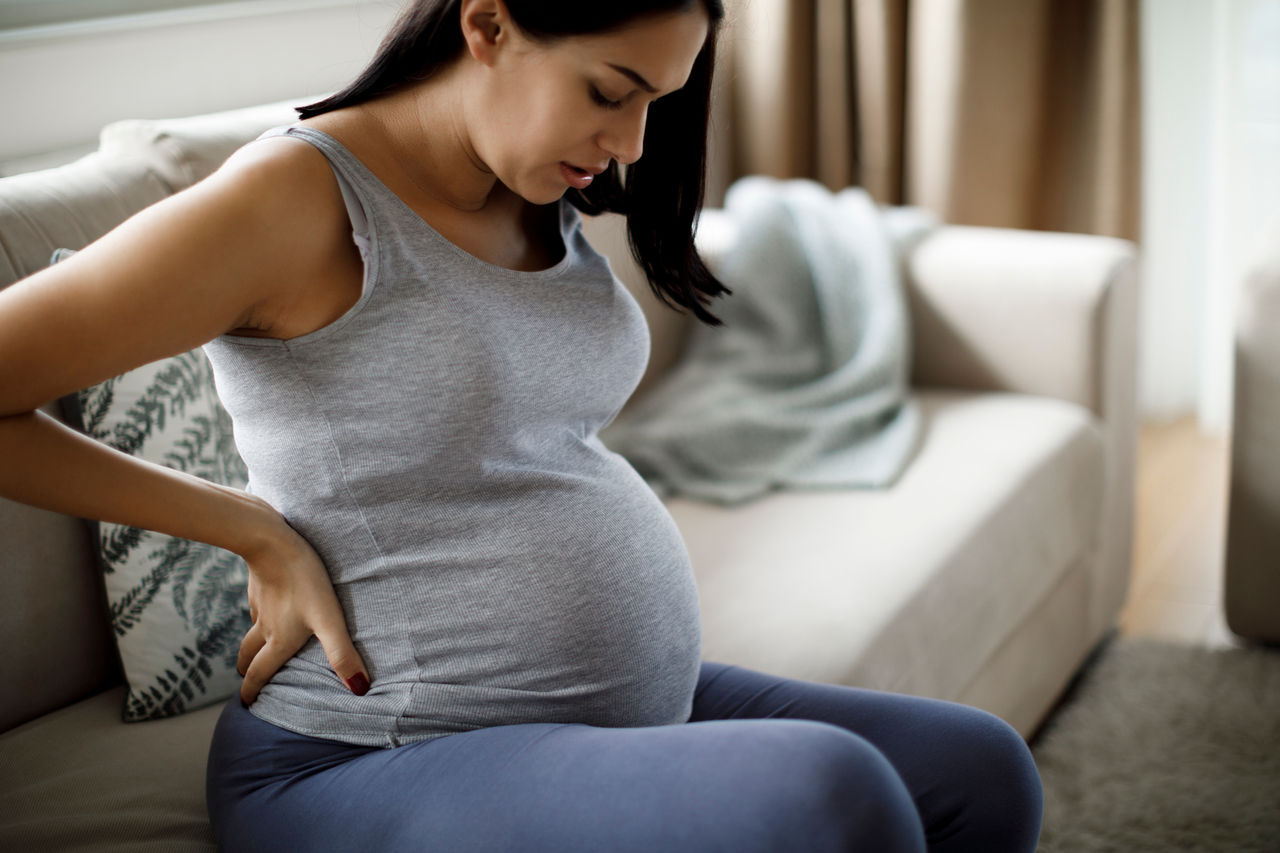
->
[[1, 0, 1276, 432]]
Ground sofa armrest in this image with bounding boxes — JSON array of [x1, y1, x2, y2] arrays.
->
[[906, 225, 1140, 637], [696, 213, 1139, 420], [906, 225, 1138, 419]]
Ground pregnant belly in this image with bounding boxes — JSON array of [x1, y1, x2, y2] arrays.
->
[[355, 470, 704, 730]]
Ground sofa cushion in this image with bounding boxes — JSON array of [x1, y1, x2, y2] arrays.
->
[[0, 686, 220, 851], [0, 150, 171, 289], [98, 97, 316, 193], [674, 389, 1104, 704], [64, 346, 252, 721]]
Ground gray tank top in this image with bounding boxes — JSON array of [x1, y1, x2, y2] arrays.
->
[[202, 126, 702, 748]]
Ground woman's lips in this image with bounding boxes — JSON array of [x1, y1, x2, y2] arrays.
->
[[560, 162, 595, 189]]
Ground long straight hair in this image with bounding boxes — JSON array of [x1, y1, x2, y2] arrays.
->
[[298, 0, 731, 325]]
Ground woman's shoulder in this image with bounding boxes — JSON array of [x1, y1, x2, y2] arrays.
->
[[214, 128, 342, 208], [193, 129, 366, 340], [199, 128, 355, 253]]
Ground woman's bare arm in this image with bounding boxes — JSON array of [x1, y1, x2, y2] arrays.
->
[[0, 138, 372, 703]]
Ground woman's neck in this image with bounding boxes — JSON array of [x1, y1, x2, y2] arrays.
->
[[314, 73, 507, 215]]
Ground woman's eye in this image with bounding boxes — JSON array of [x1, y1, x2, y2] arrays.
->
[[589, 86, 625, 111]]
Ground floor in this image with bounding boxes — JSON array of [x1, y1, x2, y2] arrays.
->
[[1118, 416, 1241, 648]]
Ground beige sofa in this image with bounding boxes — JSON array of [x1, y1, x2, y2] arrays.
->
[[0, 98, 1139, 850], [1224, 212, 1280, 644]]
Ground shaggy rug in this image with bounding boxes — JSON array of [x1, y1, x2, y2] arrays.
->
[[1030, 636, 1280, 852]]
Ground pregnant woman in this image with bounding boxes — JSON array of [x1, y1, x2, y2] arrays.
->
[[0, 1, 1042, 849]]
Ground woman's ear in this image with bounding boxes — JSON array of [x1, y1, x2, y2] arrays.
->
[[459, 0, 510, 67]]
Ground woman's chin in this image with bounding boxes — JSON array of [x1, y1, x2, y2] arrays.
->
[[489, 180, 558, 209], [523, 185, 570, 207]]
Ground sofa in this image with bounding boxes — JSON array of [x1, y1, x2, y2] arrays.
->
[[0, 98, 1139, 850], [1223, 211, 1280, 644]]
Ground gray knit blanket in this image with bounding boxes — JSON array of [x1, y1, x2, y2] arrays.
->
[[600, 176, 937, 505]]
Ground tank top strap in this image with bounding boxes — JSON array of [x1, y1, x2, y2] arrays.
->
[[255, 125, 372, 241], [252, 124, 590, 284]]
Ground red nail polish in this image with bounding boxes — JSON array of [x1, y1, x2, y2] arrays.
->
[[345, 672, 370, 696]]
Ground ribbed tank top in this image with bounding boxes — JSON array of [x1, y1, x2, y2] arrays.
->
[[201, 126, 702, 748]]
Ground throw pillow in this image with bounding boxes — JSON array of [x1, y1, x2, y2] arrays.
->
[[53, 248, 251, 721]]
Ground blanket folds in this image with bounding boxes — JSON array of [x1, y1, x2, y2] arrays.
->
[[600, 176, 937, 505]]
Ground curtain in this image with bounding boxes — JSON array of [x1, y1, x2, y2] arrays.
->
[[708, 0, 1142, 243]]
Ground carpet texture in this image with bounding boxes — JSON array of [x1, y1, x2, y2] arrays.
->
[[1031, 636, 1280, 852]]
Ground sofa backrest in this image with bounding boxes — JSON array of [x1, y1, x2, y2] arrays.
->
[[0, 146, 183, 732], [0, 98, 708, 732]]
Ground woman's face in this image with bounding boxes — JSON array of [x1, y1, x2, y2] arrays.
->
[[471, 6, 711, 205]]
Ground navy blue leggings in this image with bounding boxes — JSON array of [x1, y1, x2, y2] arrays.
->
[[206, 662, 1042, 851]]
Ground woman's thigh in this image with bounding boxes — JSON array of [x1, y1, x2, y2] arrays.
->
[[207, 692, 926, 853], [691, 662, 1044, 853]]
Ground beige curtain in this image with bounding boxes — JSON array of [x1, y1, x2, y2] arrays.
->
[[708, 0, 1141, 242]]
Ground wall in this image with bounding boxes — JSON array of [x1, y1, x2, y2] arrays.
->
[[0, 0, 399, 174], [1140, 0, 1280, 431]]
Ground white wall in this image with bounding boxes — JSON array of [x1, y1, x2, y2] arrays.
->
[[1140, 0, 1280, 432], [1139, 0, 1213, 424], [1205, 0, 1280, 433], [0, 0, 400, 174]]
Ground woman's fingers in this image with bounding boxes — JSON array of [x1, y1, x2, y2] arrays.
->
[[240, 639, 293, 705], [237, 621, 264, 678], [235, 604, 369, 702], [237, 518, 370, 701], [314, 613, 371, 696]]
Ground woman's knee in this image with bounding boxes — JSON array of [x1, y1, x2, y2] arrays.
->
[[929, 708, 1043, 852], [723, 720, 926, 852], [969, 711, 1042, 814]]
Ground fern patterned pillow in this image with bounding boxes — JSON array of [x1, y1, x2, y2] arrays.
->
[[54, 251, 251, 721]]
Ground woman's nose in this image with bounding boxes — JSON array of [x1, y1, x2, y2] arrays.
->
[[600, 104, 647, 166]]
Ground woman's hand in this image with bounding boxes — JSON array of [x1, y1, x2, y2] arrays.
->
[[235, 498, 371, 705]]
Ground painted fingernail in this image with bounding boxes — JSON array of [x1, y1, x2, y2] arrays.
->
[[345, 673, 370, 696]]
